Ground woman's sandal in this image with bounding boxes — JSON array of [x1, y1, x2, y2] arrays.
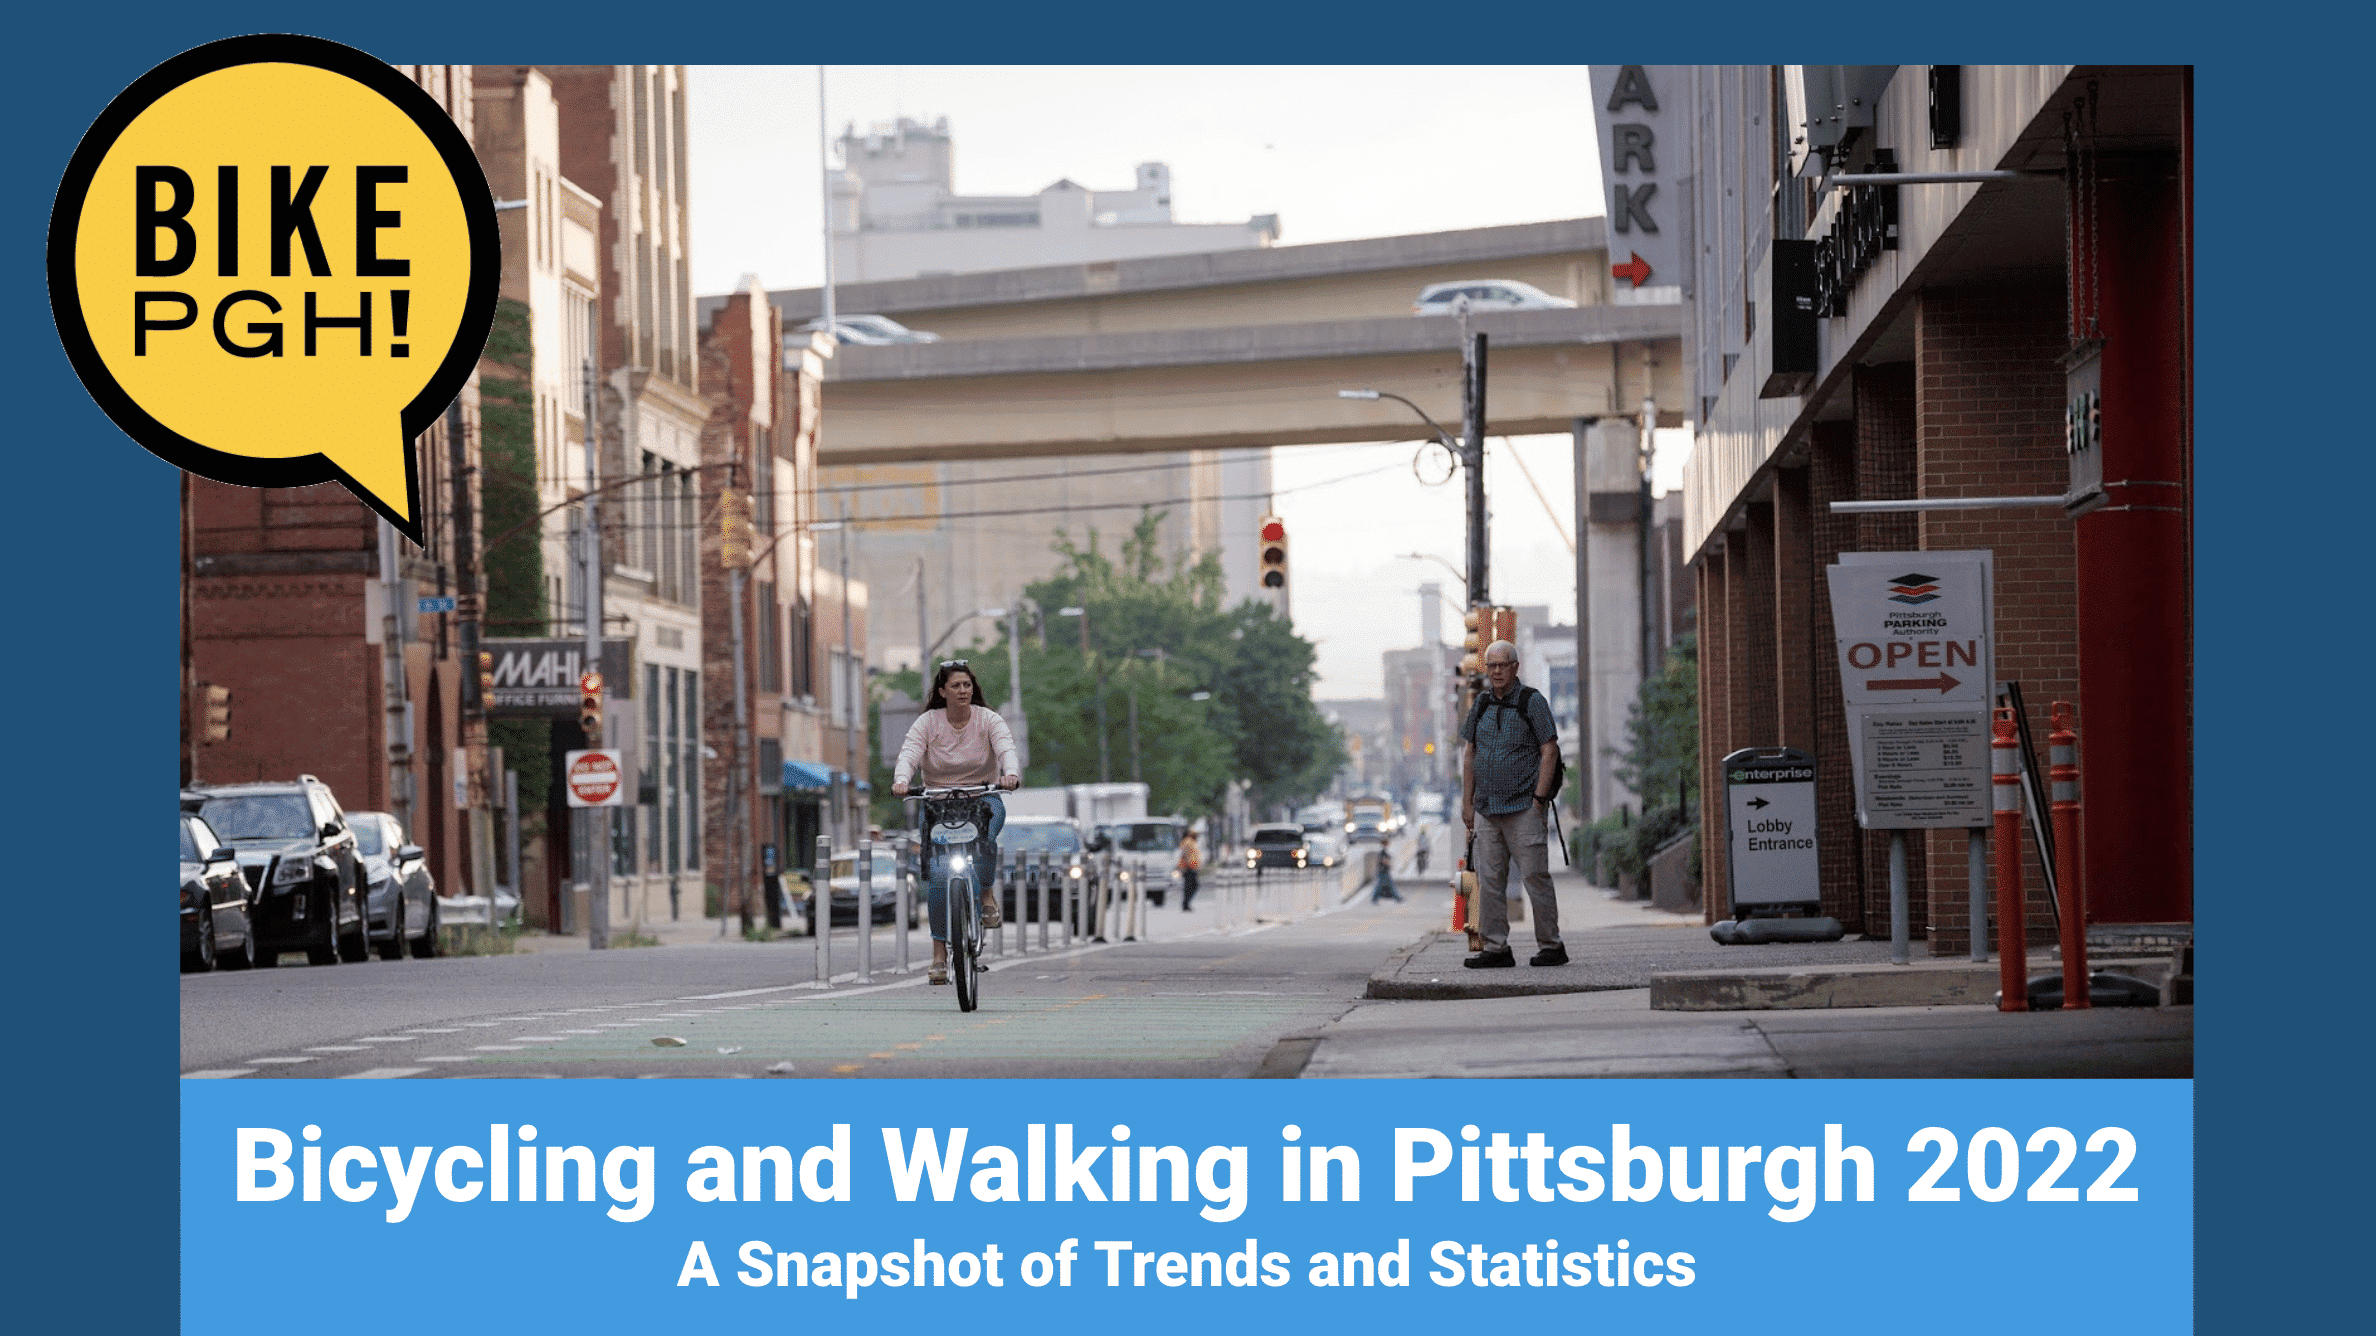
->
[[928, 965, 950, 985], [981, 894, 1003, 929]]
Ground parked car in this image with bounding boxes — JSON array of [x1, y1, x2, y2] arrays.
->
[[998, 816, 1096, 921], [185, 777, 368, 967], [806, 846, 914, 933], [1412, 279, 1577, 316], [1247, 823, 1310, 874], [181, 811, 256, 972], [345, 811, 439, 960], [798, 313, 941, 345]]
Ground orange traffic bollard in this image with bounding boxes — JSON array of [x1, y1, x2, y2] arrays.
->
[[1992, 708, 2029, 1011], [2050, 702, 2090, 1009]]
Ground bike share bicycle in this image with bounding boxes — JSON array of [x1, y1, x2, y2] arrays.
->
[[916, 783, 998, 1011]]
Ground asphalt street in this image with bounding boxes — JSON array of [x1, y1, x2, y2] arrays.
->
[[181, 825, 2191, 1080]]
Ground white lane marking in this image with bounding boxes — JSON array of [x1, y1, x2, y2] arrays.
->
[[249, 1056, 316, 1065], [472, 1045, 525, 1052], [560, 1029, 603, 1034], [305, 1046, 367, 1053], [418, 1056, 478, 1063], [509, 1036, 564, 1042], [182, 1069, 256, 1079], [354, 1036, 414, 1043], [458, 1021, 503, 1028], [342, 1068, 429, 1079], [410, 1028, 463, 1034], [590, 1022, 642, 1028]]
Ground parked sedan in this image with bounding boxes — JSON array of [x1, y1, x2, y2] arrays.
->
[[182, 812, 256, 972], [805, 847, 914, 933], [346, 811, 439, 960], [1412, 279, 1577, 316]]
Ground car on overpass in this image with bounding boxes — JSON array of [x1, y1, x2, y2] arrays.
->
[[799, 313, 941, 345], [1412, 279, 1576, 316]]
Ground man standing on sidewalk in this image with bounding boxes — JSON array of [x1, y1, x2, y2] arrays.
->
[[1459, 640, 1566, 968]]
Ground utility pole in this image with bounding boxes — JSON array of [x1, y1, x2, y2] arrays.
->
[[1004, 603, 1030, 773], [449, 399, 496, 910], [1463, 330, 1490, 609], [581, 309, 609, 950], [727, 459, 752, 936], [838, 501, 857, 845]]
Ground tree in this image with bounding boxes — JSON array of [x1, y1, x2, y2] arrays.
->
[[1611, 632, 1698, 815], [479, 297, 550, 810], [869, 509, 1345, 820]]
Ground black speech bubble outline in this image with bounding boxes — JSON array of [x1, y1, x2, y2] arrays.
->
[[46, 33, 500, 547]]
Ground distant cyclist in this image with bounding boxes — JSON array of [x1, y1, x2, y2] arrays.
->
[[891, 660, 1021, 984]]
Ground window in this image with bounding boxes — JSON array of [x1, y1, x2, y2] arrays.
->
[[758, 581, 781, 693]]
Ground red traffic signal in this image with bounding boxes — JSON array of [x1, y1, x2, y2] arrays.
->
[[1257, 514, 1288, 590]]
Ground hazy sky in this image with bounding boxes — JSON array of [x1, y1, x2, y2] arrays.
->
[[682, 66, 1687, 697]]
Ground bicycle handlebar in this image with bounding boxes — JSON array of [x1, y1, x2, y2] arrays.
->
[[914, 784, 998, 799]]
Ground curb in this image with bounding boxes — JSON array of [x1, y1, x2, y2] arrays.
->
[[1648, 952, 2182, 1011], [1364, 932, 1637, 1001]]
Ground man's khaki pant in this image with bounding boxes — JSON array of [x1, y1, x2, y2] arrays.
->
[[1474, 803, 1560, 953]]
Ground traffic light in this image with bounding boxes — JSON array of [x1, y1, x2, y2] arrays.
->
[[476, 650, 495, 700], [720, 488, 753, 569], [1460, 605, 1485, 677], [579, 670, 604, 743], [1490, 605, 1519, 648], [196, 682, 231, 744], [1257, 514, 1288, 590]]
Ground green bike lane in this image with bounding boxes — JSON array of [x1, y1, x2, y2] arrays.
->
[[437, 875, 1436, 1080]]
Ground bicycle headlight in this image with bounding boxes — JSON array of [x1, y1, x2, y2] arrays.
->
[[272, 856, 311, 886], [1069, 865, 1084, 879], [949, 854, 968, 872]]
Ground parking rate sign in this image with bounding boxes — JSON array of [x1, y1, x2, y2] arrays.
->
[[563, 749, 623, 808], [1826, 551, 1995, 829]]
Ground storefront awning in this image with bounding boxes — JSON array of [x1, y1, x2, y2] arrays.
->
[[782, 760, 835, 792]]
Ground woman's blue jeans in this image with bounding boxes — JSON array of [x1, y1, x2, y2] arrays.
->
[[919, 793, 1004, 943]]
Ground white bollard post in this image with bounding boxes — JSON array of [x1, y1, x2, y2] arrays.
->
[[856, 838, 874, 984], [813, 835, 832, 986]]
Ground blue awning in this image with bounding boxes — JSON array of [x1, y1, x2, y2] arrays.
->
[[782, 760, 835, 792]]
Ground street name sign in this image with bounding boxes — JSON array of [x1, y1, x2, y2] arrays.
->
[[1722, 746, 1820, 911], [1825, 551, 1995, 828], [416, 595, 456, 614], [563, 749, 624, 808]]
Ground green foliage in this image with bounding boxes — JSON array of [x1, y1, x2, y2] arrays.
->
[[478, 303, 543, 639], [482, 296, 532, 372], [1611, 633, 1699, 813], [865, 510, 1347, 819], [1580, 803, 1692, 884], [489, 718, 551, 812]]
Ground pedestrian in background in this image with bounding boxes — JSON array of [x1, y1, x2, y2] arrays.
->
[[1176, 827, 1202, 911], [1371, 856, 1402, 903], [1459, 639, 1566, 968]]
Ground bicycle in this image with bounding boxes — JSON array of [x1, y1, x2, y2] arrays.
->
[[916, 784, 998, 1012]]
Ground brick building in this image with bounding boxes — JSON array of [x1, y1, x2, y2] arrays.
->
[[1670, 66, 2190, 952], [695, 281, 869, 919], [183, 64, 487, 903]]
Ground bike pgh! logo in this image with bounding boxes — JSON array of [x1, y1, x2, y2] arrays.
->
[[47, 35, 500, 544], [1885, 573, 1943, 606]]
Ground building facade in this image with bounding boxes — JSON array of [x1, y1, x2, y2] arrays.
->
[[1669, 65, 2191, 951], [698, 282, 870, 919], [183, 65, 486, 904], [830, 117, 1279, 284]]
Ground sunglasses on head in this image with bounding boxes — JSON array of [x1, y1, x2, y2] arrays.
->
[[940, 659, 970, 670]]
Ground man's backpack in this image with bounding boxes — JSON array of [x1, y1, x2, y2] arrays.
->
[[1465, 684, 1565, 803]]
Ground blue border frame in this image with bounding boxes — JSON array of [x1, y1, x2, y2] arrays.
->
[[9, 11, 2344, 1331]]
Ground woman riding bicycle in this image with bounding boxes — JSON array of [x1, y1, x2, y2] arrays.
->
[[889, 660, 1020, 985]]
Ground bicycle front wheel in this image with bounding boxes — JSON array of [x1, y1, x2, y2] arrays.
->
[[951, 877, 979, 1013]]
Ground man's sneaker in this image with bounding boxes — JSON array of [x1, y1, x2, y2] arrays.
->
[[1529, 944, 1570, 967], [1463, 948, 1517, 970]]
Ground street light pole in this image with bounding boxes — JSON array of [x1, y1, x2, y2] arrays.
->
[[580, 310, 609, 950], [1058, 606, 1108, 783]]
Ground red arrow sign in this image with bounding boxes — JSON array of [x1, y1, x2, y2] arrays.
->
[[1864, 672, 1962, 693], [1611, 251, 1652, 287]]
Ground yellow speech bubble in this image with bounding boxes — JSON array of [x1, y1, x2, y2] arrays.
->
[[48, 35, 498, 543]]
